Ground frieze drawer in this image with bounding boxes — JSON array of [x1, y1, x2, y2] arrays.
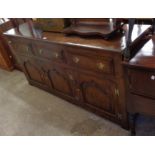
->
[[66, 50, 114, 75], [33, 41, 65, 63], [7, 37, 35, 56]]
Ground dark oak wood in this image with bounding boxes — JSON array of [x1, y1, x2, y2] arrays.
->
[[3, 21, 151, 129]]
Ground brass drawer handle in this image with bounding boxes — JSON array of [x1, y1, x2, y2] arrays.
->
[[73, 57, 80, 63], [97, 62, 105, 70], [26, 46, 30, 52], [151, 75, 155, 80]]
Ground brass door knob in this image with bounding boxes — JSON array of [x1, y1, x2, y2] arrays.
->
[[151, 75, 155, 80], [9, 55, 12, 59], [73, 57, 80, 63], [54, 52, 59, 58], [97, 62, 105, 70]]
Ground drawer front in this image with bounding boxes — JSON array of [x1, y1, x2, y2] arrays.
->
[[128, 94, 155, 115], [128, 69, 155, 98], [65, 48, 114, 74], [7, 37, 34, 56], [33, 41, 65, 63]]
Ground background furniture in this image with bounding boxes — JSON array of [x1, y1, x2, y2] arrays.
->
[[63, 18, 123, 39], [33, 18, 70, 32], [123, 25, 155, 135], [124, 35, 155, 135]]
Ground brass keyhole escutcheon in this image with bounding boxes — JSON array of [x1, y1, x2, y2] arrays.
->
[[97, 62, 105, 70], [73, 57, 80, 63]]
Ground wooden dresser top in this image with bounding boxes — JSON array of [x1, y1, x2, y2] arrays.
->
[[127, 35, 155, 70], [3, 21, 151, 52]]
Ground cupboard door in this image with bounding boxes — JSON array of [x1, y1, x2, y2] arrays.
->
[[18, 56, 45, 85], [48, 66, 74, 98], [78, 73, 117, 114]]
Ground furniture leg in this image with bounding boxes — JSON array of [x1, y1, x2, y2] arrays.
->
[[129, 113, 138, 136]]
